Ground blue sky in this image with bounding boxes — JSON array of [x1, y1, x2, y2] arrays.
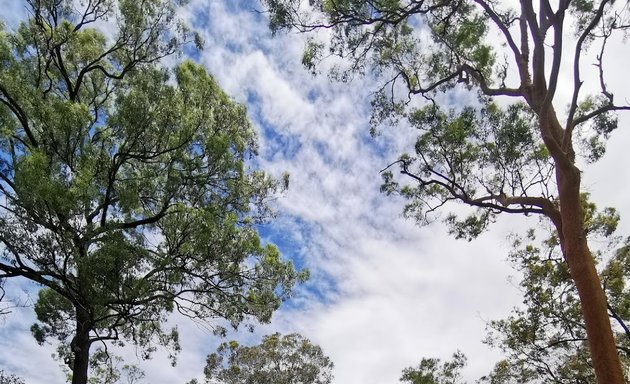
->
[[2, 1, 630, 384]]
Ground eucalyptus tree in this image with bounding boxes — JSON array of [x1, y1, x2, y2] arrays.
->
[[399, 351, 466, 384], [481, 212, 630, 383], [0, 1, 306, 384], [203, 333, 334, 384], [262, 0, 630, 382], [402, 205, 630, 384], [0, 371, 25, 384]]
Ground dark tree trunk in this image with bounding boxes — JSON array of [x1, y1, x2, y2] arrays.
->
[[71, 308, 92, 384]]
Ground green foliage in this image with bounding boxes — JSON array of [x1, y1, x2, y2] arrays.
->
[[31, 288, 75, 345], [262, 0, 628, 238], [399, 351, 466, 384], [381, 103, 552, 239], [0, 1, 306, 383], [480, 223, 630, 383], [0, 371, 25, 384], [265, 0, 495, 102], [84, 352, 145, 384], [264, 0, 630, 382], [302, 39, 325, 74], [204, 333, 334, 384], [406, 202, 629, 384], [574, 95, 620, 162]]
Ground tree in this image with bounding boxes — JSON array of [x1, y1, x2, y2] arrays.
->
[[0, 1, 306, 384], [262, 1, 630, 382], [0, 371, 25, 384], [481, 215, 630, 383], [399, 351, 466, 384], [203, 333, 334, 384], [399, 205, 630, 384]]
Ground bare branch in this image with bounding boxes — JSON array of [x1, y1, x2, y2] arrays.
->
[[472, 0, 522, 76], [566, 0, 612, 138]]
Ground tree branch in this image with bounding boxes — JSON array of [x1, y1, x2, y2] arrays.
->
[[566, 0, 611, 139], [0, 85, 38, 147], [472, 0, 522, 75]]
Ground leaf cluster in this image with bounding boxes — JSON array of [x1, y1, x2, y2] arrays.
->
[[397, 203, 629, 384], [399, 351, 467, 384], [0, 371, 25, 384], [263, 0, 630, 239], [381, 102, 554, 240], [203, 333, 334, 384]]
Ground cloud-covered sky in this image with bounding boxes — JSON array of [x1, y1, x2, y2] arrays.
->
[[1, 1, 630, 384]]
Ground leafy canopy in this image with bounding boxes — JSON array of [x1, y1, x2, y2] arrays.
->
[[481, 213, 630, 383], [262, 0, 629, 236], [0, 0, 306, 382], [400, 351, 467, 384], [0, 370, 25, 384], [262, 0, 630, 382], [397, 198, 630, 384]]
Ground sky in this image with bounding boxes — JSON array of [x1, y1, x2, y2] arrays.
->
[[1, 1, 630, 384]]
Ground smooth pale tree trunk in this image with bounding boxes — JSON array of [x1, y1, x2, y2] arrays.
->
[[71, 308, 92, 384], [555, 157, 625, 384]]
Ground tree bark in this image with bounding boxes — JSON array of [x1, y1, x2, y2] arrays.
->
[[71, 308, 92, 384], [555, 161, 625, 384]]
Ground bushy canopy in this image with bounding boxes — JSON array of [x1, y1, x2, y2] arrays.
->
[[0, 1, 306, 383]]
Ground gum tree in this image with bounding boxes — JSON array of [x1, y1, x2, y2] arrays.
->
[[0, 371, 25, 384], [262, 0, 630, 382], [481, 214, 630, 384], [399, 209, 630, 384], [0, 1, 306, 383], [399, 351, 467, 384], [203, 333, 334, 384]]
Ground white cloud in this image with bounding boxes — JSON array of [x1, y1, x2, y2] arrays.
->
[[0, 304, 66, 383], [0, 1, 28, 29], [179, 6, 527, 383], [1, 1, 629, 384]]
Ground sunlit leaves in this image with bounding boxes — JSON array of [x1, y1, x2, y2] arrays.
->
[[0, 2, 305, 382]]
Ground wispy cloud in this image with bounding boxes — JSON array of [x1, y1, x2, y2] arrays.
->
[[177, 1, 525, 383], [2, 1, 630, 384]]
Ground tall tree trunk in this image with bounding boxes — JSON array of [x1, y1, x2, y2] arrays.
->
[[71, 308, 92, 384], [556, 163, 625, 384]]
